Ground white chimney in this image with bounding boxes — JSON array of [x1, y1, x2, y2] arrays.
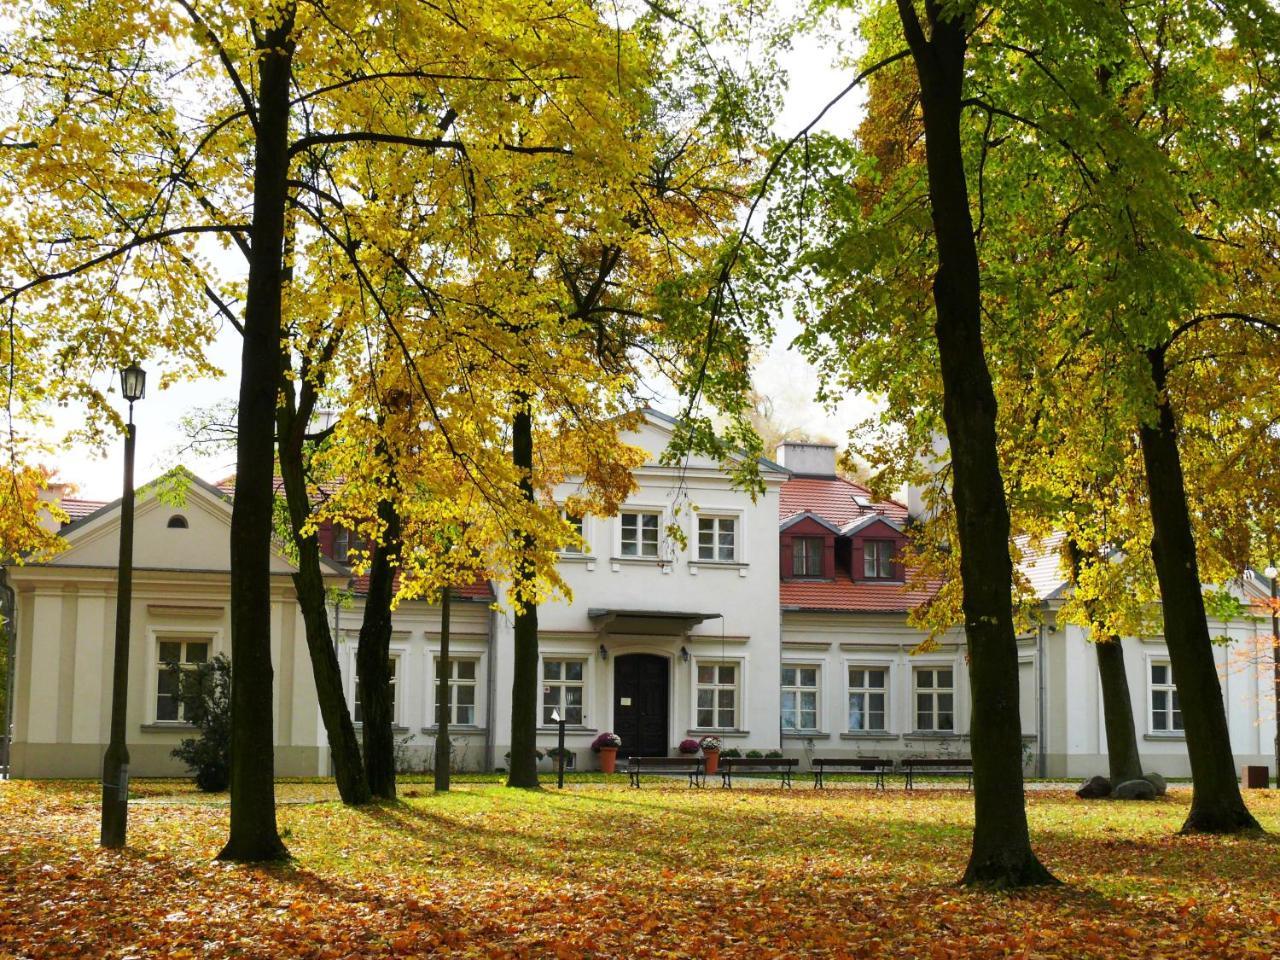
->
[[776, 442, 837, 477], [899, 432, 951, 521]]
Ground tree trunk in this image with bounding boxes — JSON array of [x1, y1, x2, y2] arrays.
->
[[277, 391, 371, 806], [1065, 539, 1143, 786], [507, 401, 541, 789], [218, 10, 295, 864], [434, 587, 451, 792], [357, 495, 402, 800], [1138, 349, 1259, 833], [895, 0, 1054, 887]]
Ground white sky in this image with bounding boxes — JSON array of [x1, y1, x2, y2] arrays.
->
[[50, 22, 880, 499]]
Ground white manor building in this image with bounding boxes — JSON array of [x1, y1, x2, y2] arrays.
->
[[3, 410, 1275, 780]]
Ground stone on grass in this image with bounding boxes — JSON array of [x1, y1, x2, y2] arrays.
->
[[1142, 772, 1168, 796], [1076, 775, 1111, 799], [1113, 778, 1158, 801]]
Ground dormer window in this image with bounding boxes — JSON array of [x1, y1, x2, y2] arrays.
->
[[333, 527, 350, 563], [863, 540, 896, 579], [792, 536, 824, 578]]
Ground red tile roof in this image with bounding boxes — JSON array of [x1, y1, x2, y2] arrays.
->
[[778, 476, 909, 527], [60, 498, 108, 521], [350, 571, 494, 603], [778, 475, 935, 613]]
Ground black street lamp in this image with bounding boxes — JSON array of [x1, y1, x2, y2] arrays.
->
[[101, 362, 145, 848], [1266, 564, 1279, 790], [551, 708, 566, 789]]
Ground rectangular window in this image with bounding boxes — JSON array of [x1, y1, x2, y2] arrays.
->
[[561, 509, 585, 554], [1150, 662, 1182, 732], [862, 540, 895, 579], [848, 666, 887, 732], [333, 527, 350, 563], [792, 536, 824, 577], [354, 655, 399, 725], [697, 516, 737, 562], [781, 665, 819, 732], [620, 511, 660, 558], [696, 662, 738, 729], [156, 638, 210, 721], [542, 659, 585, 725], [914, 667, 954, 732], [436, 658, 478, 726]]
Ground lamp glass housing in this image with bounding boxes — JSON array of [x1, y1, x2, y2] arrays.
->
[[550, 708, 561, 724], [120, 363, 147, 403], [1265, 565, 1278, 581]]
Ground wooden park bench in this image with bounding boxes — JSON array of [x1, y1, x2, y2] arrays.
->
[[720, 757, 797, 788], [812, 757, 893, 790], [627, 755, 705, 788], [902, 757, 973, 790]]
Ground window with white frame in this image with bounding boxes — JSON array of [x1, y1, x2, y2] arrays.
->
[[353, 654, 399, 725], [781, 664, 819, 731], [696, 662, 738, 729], [914, 667, 954, 732], [620, 510, 660, 558], [333, 526, 350, 563], [1149, 661, 1182, 732], [155, 637, 210, 721], [862, 540, 895, 579], [435, 657, 478, 725], [792, 536, 824, 577], [560, 509, 585, 554], [697, 516, 738, 562], [848, 666, 888, 732], [542, 658, 585, 725]]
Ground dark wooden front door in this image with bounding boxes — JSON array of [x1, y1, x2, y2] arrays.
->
[[613, 654, 669, 758]]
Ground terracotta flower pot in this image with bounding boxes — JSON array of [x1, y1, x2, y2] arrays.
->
[[703, 748, 719, 775], [598, 746, 618, 774]]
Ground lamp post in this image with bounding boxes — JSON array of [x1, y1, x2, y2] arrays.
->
[[101, 362, 145, 848], [1266, 564, 1279, 790], [551, 708, 566, 789]]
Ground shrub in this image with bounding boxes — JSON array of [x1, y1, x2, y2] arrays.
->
[[504, 749, 545, 762], [721, 748, 742, 759], [745, 749, 764, 759], [765, 750, 784, 759], [547, 746, 573, 758], [591, 731, 622, 752], [677, 738, 700, 755], [698, 735, 722, 752], [169, 654, 231, 792]]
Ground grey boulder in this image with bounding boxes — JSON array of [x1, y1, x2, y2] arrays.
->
[[1076, 775, 1112, 799], [1142, 772, 1168, 796], [1113, 778, 1158, 801]]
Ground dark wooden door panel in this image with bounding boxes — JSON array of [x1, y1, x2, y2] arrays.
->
[[613, 654, 669, 758]]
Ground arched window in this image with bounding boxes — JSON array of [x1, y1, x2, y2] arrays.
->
[[167, 515, 189, 529]]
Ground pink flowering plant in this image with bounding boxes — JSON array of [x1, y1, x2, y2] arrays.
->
[[591, 732, 621, 752], [677, 738, 700, 755]]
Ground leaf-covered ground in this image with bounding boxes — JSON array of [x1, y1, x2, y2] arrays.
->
[[2, 779, 1278, 958]]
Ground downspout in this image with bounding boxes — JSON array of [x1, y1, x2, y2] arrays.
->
[[1037, 618, 1048, 779], [1, 567, 17, 777], [484, 604, 497, 772]]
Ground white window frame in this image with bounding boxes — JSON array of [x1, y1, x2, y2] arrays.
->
[[618, 508, 662, 559], [433, 656, 480, 726], [540, 657, 587, 726], [559, 507, 587, 555], [862, 539, 895, 579], [153, 635, 213, 723], [780, 662, 821, 733], [333, 526, 350, 563], [695, 513, 741, 563], [352, 649, 404, 727], [846, 664, 890, 733], [694, 658, 742, 730], [1148, 658, 1183, 734], [913, 665, 955, 733]]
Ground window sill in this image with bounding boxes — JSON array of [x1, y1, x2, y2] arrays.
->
[[353, 723, 411, 734], [421, 725, 486, 734], [903, 732, 965, 740], [536, 725, 596, 734], [1144, 732, 1186, 741], [840, 731, 898, 740], [855, 579, 905, 586], [140, 722, 196, 733], [784, 577, 833, 583], [610, 556, 666, 565], [690, 560, 749, 569], [556, 553, 597, 562], [783, 731, 830, 740], [687, 729, 749, 737]]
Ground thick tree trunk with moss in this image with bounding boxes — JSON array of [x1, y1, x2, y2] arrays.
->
[[895, 0, 1054, 887], [218, 13, 295, 864], [277, 390, 371, 806], [434, 587, 452, 792], [507, 402, 541, 789], [357, 496, 402, 800], [1139, 349, 1259, 833]]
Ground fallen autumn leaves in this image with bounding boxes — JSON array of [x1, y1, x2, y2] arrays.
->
[[1, 780, 1278, 958]]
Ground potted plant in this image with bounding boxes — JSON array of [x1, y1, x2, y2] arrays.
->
[[592, 732, 622, 773], [721, 747, 742, 759], [699, 735, 723, 775], [677, 738, 700, 755], [547, 746, 575, 772]]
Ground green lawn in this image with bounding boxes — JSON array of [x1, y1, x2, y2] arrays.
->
[[2, 779, 1277, 958]]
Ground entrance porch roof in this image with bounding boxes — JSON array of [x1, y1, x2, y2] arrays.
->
[[587, 608, 722, 636]]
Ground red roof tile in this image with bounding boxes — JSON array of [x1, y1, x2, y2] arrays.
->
[[778, 476, 908, 527], [779, 577, 940, 613], [350, 572, 494, 603], [60, 498, 108, 521]]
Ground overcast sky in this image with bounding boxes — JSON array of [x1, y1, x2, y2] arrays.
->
[[50, 20, 879, 499]]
